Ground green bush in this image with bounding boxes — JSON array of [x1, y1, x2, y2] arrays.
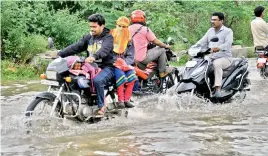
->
[[1, 1, 266, 67], [246, 47, 256, 58], [1, 59, 49, 80], [1, 60, 37, 80], [42, 9, 89, 48], [1, 1, 89, 62], [19, 35, 48, 63], [169, 54, 190, 67], [130, 1, 183, 41], [3, 33, 47, 63]]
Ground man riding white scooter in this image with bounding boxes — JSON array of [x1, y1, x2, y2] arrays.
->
[[195, 12, 233, 98]]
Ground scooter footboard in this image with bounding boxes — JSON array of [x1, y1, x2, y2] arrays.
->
[[176, 82, 196, 93]]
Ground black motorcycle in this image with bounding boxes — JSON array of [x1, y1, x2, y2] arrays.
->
[[25, 57, 127, 122], [133, 38, 180, 95], [174, 37, 251, 103]]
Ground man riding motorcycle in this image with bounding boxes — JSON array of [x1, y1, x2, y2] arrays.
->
[[129, 10, 172, 78], [195, 12, 233, 98], [57, 14, 115, 117]]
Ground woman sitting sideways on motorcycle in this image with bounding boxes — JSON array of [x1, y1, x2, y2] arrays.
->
[[110, 16, 137, 108]]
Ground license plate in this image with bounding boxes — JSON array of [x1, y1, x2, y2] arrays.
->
[[185, 60, 197, 68], [257, 58, 267, 63], [41, 79, 59, 86]]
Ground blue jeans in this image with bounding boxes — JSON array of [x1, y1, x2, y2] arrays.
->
[[93, 66, 115, 108]]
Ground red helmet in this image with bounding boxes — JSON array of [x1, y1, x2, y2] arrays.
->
[[130, 10, 146, 23]]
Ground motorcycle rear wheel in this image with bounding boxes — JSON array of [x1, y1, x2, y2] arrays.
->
[[162, 73, 175, 93]]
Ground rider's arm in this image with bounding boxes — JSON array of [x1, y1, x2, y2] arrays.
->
[[218, 30, 233, 51], [124, 41, 135, 65], [92, 35, 114, 60], [152, 38, 169, 48], [146, 27, 169, 48], [58, 34, 90, 58], [196, 29, 210, 48]]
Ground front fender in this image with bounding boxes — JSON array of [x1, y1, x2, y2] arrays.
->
[[176, 82, 196, 93], [36, 92, 56, 101]]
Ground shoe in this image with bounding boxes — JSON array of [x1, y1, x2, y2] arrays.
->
[[214, 90, 221, 98], [117, 101, 125, 109], [124, 101, 135, 108], [159, 67, 173, 78]]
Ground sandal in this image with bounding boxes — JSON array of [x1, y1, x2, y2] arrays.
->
[[95, 106, 106, 118]]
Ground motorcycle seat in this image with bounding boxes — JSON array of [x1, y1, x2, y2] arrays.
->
[[222, 58, 243, 78], [137, 62, 147, 70], [255, 46, 268, 54], [255, 46, 265, 50], [104, 78, 116, 90]]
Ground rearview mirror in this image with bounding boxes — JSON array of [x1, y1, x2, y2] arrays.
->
[[182, 38, 188, 43], [167, 37, 175, 45]]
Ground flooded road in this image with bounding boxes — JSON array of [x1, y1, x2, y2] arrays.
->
[[1, 59, 268, 156]]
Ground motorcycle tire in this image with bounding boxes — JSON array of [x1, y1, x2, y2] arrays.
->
[[25, 98, 61, 117]]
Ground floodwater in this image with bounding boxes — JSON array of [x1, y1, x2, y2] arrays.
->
[[1, 59, 268, 156]]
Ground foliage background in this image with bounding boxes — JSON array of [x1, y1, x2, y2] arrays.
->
[[1, 0, 267, 79]]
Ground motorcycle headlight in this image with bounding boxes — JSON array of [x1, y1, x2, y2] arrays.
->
[[191, 66, 205, 77], [46, 71, 57, 80]]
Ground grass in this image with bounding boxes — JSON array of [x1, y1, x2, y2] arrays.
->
[[169, 53, 190, 67], [1, 60, 48, 81], [246, 47, 256, 58]]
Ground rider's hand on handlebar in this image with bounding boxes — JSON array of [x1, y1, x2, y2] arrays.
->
[[85, 56, 95, 63], [165, 45, 171, 49], [211, 47, 220, 53]]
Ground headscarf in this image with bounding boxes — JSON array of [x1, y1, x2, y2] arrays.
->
[[110, 16, 131, 54]]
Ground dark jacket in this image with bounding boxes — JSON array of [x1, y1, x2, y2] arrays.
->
[[113, 41, 135, 65], [58, 28, 115, 67]]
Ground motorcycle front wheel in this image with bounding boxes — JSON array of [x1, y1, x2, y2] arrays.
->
[[25, 98, 62, 118]]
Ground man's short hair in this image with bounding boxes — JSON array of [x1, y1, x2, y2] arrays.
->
[[88, 14, 105, 26], [212, 12, 225, 21], [254, 6, 265, 17]]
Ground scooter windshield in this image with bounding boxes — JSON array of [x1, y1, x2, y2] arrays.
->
[[188, 44, 202, 57]]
